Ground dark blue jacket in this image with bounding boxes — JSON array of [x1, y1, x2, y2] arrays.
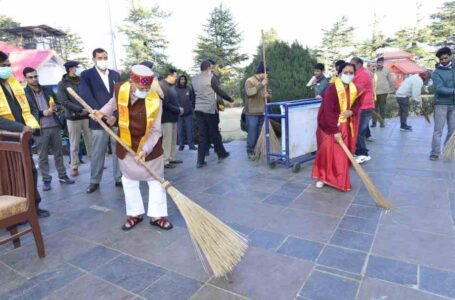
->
[[24, 85, 63, 131], [80, 67, 120, 129], [433, 61, 455, 105]]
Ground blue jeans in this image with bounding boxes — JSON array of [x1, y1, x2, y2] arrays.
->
[[355, 109, 373, 156], [246, 115, 265, 154], [177, 114, 194, 147], [431, 105, 455, 156]]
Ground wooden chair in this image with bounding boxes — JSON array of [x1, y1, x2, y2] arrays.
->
[[0, 130, 45, 258]]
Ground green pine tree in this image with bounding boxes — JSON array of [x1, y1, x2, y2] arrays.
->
[[355, 13, 390, 59], [241, 40, 317, 103], [119, 1, 169, 68], [60, 29, 90, 67], [318, 16, 354, 73], [0, 15, 20, 44], [429, 0, 455, 46]]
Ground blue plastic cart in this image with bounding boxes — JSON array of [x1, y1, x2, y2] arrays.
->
[[265, 98, 322, 172]]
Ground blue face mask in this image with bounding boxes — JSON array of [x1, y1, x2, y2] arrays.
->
[[0, 66, 12, 79], [341, 73, 354, 84], [75, 67, 83, 76]]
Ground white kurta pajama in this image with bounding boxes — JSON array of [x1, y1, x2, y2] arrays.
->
[[100, 95, 168, 218]]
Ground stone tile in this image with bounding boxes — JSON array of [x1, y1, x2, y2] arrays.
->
[[226, 222, 255, 236], [0, 263, 83, 300], [380, 206, 455, 236], [44, 274, 136, 300], [338, 215, 379, 234], [276, 236, 323, 262], [141, 271, 203, 300], [190, 285, 247, 300], [420, 266, 455, 299], [93, 255, 166, 294], [450, 192, 455, 223], [61, 207, 105, 222], [314, 266, 361, 281], [366, 255, 418, 286], [317, 246, 367, 274], [224, 188, 271, 203], [0, 262, 27, 295], [291, 191, 351, 217], [345, 204, 382, 221], [329, 229, 374, 252], [358, 276, 447, 300], [372, 224, 455, 271], [0, 232, 96, 277], [210, 247, 313, 300], [68, 245, 121, 271], [265, 208, 339, 243], [299, 271, 359, 300], [263, 193, 295, 206], [248, 230, 286, 250]]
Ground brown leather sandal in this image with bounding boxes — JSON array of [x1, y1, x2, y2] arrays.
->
[[122, 215, 143, 231], [150, 217, 173, 230]]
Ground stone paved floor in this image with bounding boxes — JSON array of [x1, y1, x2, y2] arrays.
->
[[1, 116, 455, 300]]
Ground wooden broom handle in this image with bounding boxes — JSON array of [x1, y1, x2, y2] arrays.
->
[[337, 138, 357, 165], [261, 30, 268, 104], [66, 88, 169, 188]]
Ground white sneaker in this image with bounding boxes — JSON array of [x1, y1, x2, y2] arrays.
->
[[363, 156, 372, 162], [355, 155, 371, 164], [315, 181, 325, 189]]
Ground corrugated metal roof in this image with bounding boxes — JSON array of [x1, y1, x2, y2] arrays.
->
[[384, 60, 425, 74]]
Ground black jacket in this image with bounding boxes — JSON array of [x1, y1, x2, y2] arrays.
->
[[0, 80, 39, 132], [57, 74, 88, 121], [80, 67, 120, 129], [175, 75, 195, 116], [24, 85, 63, 130], [160, 80, 182, 123]]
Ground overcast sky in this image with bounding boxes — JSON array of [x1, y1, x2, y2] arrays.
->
[[0, 0, 445, 71]]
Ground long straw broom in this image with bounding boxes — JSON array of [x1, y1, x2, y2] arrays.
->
[[253, 30, 281, 160], [67, 88, 248, 277], [337, 138, 393, 209], [442, 132, 455, 160]]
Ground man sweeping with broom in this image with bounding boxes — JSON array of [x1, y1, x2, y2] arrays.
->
[[91, 65, 172, 231], [245, 61, 269, 160]]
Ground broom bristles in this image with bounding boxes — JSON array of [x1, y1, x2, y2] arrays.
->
[[254, 121, 281, 160], [442, 132, 455, 161], [338, 140, 393, 209], [166, 186, 249, 277]]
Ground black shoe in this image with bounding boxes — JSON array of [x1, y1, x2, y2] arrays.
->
[[42, 181, 51, 191], [189, 145, 198, 150], [380, 123, 385, 128], [86, 183, 99, 193], [178, 146, 184, 151], [370, 122, 377, 128], [218, 152, 230, 161], [59, 175, 75, 184], [170, 160, 183, 164], [36, 208, 50, 218], [429, 154, 439, 161], [80, 159, 85, 164], [400, 125, 412, 132], [196, 162, 207, 168], [164, 164, 176, 169], [115, 181, 123, 188]]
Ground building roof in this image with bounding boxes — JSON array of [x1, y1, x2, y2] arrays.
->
[[0, 42, 62, 81], [384, 60, 426, 75], [3, 25, 66, 38], [381, 51, 414, 60]]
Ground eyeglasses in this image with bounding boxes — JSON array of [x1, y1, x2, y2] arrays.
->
[[26, 75, 39, 79]]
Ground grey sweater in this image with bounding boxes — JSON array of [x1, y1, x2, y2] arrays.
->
[[193, 72, 232, 114]]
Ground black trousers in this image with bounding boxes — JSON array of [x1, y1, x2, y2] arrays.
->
[[396, 97, 410, 127], [195, 111, 227, 163]]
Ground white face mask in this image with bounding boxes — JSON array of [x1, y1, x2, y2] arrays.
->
[[341, 74, 354, 84], [133, 89, 150, 99], [96, 60, 109, 70]]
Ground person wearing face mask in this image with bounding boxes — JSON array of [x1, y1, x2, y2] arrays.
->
[[159, 67, 184, 168], [0, 51, 50, 218], [430, 47, 455, 161], [92, 65, 172, 231], [80, 48, 122, 193], [312, 62, 360, 191], [375, 57, 396, 127], [57, 61, 92, 177], [351, 57, 374, 164]]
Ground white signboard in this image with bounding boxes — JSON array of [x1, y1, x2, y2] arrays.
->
[[281, 103, 320, 159]]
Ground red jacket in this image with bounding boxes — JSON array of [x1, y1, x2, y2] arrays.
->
[[353, 67, 374, 110]]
